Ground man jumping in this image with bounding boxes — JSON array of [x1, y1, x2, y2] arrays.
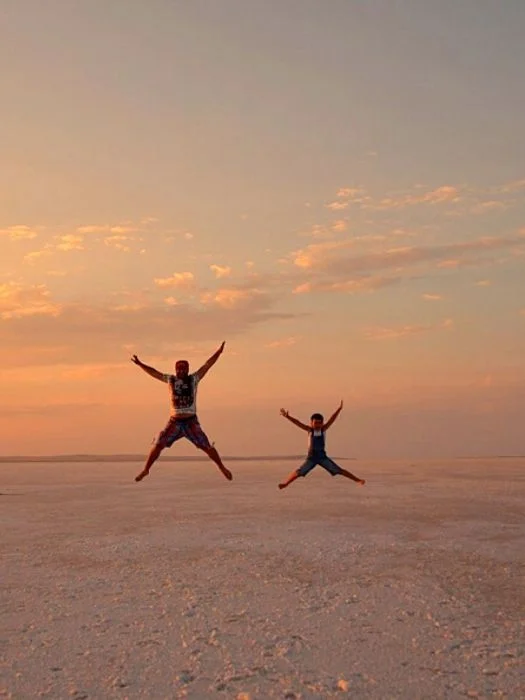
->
[[132, 341, 232, 482]]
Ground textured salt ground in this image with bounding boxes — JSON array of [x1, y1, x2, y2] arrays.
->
[[1, 459, 524, 699]]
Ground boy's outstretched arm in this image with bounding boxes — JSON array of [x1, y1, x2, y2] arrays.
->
[[324, 400, 343, 430], [280, 408, 310, 431], [131, 355, 166, 382], [196, 341, 226, 380]]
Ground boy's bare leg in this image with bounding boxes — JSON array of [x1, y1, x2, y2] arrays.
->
[[135, 443, 164, 482], [339, 467, 365, 486], [278, 470, 300, 489], [202, 445, 233, 480]]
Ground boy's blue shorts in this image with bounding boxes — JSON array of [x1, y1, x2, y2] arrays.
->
[[297, 455, 342, 477]]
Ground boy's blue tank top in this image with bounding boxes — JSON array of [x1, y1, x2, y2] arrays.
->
[[308, 429, 326, 457]]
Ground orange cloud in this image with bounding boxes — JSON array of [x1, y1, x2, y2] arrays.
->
[[293, 233, 525, 276], [292, 282, 312, 294], [265, 336, 300, 349], [0, 225, 39, 240], [76, 223, 139, 235], [337, 187, 366, 198], [437, 259, 461, 268], [363, 318, 452, 341], [23, 249, 52, 265], [328, 276, 399, 294], [154, 272, 195, 288], [496, 178, 525, 194], [200, 287, 262, 308], [1, 291, 296, 370], [104, 235, 132, 252], [76, 225, 107, 234], [292, 240, 354, 268], [293, 275, 399, 295], [422, 293, 443, 301], [210, 264, 232, 279], [326, 200, 349, 211], [471, 200, 507, 214], [56, 234, 84, 251], [332, 219, 348, 233], [0, 282, 61, 320], [378, 185, 462, 210]]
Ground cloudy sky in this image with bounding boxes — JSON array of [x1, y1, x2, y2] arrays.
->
[[1, 0, 524, 458]]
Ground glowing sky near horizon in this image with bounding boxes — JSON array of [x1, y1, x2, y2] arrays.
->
[[1, 0, 524, 458]]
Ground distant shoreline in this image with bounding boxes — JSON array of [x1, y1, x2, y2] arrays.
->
[[0, 454, 522, 464], [0, 454, 356, 464]]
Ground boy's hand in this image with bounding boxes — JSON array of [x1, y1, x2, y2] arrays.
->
[[280, 408, 289, 418], [338, 400, 344, 410], [131, 354, 142, 366]]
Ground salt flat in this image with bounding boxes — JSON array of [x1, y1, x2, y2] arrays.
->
[[1, 459, 524, 699]]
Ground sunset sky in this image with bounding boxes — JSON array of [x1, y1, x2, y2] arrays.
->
[[1, 0, 524, 458]]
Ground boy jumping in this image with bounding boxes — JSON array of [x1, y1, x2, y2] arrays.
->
[[278, 401, 365, 489]]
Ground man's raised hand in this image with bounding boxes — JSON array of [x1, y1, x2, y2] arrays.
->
[[131, 354, 142, 366], [280, 408, 289, 418]]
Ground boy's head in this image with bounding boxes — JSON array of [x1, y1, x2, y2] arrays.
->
[[310, 413, 324, 430]]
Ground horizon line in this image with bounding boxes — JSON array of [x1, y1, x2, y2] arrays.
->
[[0, 453, 356, 464], [0, 454, 523, 464]]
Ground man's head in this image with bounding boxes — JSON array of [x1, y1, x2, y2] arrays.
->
[[310, 413, 324, 430], [175, 360, 190, 378]]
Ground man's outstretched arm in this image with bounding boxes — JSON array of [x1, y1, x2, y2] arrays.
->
[[131, 355, 166, 382], [324, 400, 343, 430], [280, 408, 310, 431], [195, 341, 225, 380]]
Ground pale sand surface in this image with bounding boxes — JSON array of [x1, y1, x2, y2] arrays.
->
[[1, 459, 524, 699]]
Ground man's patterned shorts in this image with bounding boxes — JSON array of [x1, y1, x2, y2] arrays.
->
[[156, 415, 211, 449]]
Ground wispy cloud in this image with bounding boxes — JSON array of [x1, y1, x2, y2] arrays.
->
[[56, 234, 84, 251], [292, 240, 355, 268], [332, 219, 348, 233], [326, 177, 525, 218], [0, 288, 296, 368], [209, 264, 232, 279], [377, 185, 462, 210], [76, 223, 139, 235], [0, 282, 62, 320], [363, 318, 453, 341], [293, 233, 525, 277], [104, 235, 132, 252], [76, 225, 107, 234], [293, 275, 400, 295], [265, 336, 300, 349], [470, 200, 507, 215], [494, 178, 525, 194], [422, 293, 443, 301], [337, 187, 366, 199], [154, 272, 195, 289], [0, 225, 39, 240], [326, 200, 349, 211], [23, 249, 52, 265], [200, 286, 263, 308]]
